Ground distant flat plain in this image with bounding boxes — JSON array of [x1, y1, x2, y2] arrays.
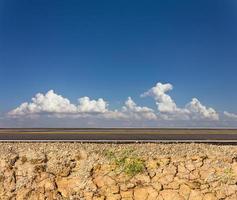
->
[[0, 128, 237, 142]]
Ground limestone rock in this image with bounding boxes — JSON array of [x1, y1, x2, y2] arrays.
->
[[0, 142, 237, 199], [179, 184, 191, 199], [56, 177, 81, 197], [106, 194, 121, 200], [160, 190, 184, 200], [134, 187, 149, 200], [203, 193, 217, 200], [120, 190, 133, 199], [93, 175, 116, 188], [189, 190, 203, 200]]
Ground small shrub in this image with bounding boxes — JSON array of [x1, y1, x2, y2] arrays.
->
[[123, 157, 145, 176], [209, 167, 236, 184], [104, 148, 145, 176], [104, 149, 116, 160], [219, 168, 235, 183]]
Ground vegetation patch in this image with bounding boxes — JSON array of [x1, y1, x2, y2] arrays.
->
[[104, 148, 145, 176], [218, 168, 235, 184]]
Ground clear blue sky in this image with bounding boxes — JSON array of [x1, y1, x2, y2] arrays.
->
[[0, 0, 237, 127]]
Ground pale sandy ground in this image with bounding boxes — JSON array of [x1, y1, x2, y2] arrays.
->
[[1, 142, 237, 157]]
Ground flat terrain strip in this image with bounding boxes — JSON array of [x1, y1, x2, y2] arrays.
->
[[0, 129, 237, 141]]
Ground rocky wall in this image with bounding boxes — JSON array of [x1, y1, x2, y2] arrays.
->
[[0, 143, 237, 200]]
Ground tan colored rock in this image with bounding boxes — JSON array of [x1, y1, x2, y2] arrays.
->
[[226, 193, 237, 200], [146, 159, 158, 169], [126, 183, 135, 189], [189, 170, 200, 180], [185, 181, 201, 189], [159, 157, 171, 166], [56, 177, 81, 197], [120, 190, 133, 199], [178, 164, 189, 173], [185, 161, 196, 171], [117, 172, 131, 183], [94, 175, 116, 188], [134, 187, 149, 200], [132, 174, 150, 185], [46, 151, 77, 177], [164, 164, 177, 175], [0, 181, 4, 198], [3, 169, 16, 192], [37, 177, 56, 191], [232, 162, 237, 176], [158, 174, 174, 185], [99, 164, 116, 175], [147, 186, 159, 200], [44, 179, 56, 191], [179, 184, 191, 199], [157, 195, 165, 200], [199, 167, 216, 181], [151, 172, 162, 182], [28, 191, 46, 200], [106, 194, 121, 200], [203, 193, 217, 200], [80, 149, 88, 160], [120, 183, 129, 191], [148, 171, 156, 178], [160, 190, 184, 200], [189, 190, 203, 200], [93, 196, 105, 200], [193, 159, 204, 168], [151, 181, 162, 191], [105, 185, 120, 194], [177, 164, 190, 179], [15, 188, 32, 200], [84, 191, 94, 200], [0, 159, 8, 171], [199, 184, 210, 194], [226, 184, 237, 196], [166, 178, 181, 189], [214, 186, 227, 199], [44, 191, 60, 200], [2, 142, 237, 199]]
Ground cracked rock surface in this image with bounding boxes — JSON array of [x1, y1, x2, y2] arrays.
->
[[0, 143, 237, 199]]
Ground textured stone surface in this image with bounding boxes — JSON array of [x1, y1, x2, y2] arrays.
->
[[0, 143, 237, 199]]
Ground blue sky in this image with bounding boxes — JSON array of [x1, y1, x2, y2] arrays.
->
[[0, 0, 237, 127]]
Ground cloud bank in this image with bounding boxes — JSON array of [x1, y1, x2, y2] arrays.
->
[[224, 111, 237, 120], [4, 82, 236, 127], [8, 90, 108, 117], [141, 83, 219, 121]]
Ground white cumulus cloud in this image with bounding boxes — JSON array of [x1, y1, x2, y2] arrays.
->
[[77, 97, 108, 113], [141, 83, 178, 113], [224, 111, 237, 120], [102, 97, 157, 120], [122, 97, 157, 120], [8, 90, 156, 121], [8, 90, 77, 116], [142, 82, 219, 121], [185, 98, 219, 120], [8, 90, 108, 117], [7, 83, 222, 123]]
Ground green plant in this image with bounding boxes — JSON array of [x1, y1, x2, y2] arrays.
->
[[104, 149, 116, 160], [104, 148, 145, 176], [210, 168, 236, 184], [220, 168, 235, 183], [123, 157, 145, 176]]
